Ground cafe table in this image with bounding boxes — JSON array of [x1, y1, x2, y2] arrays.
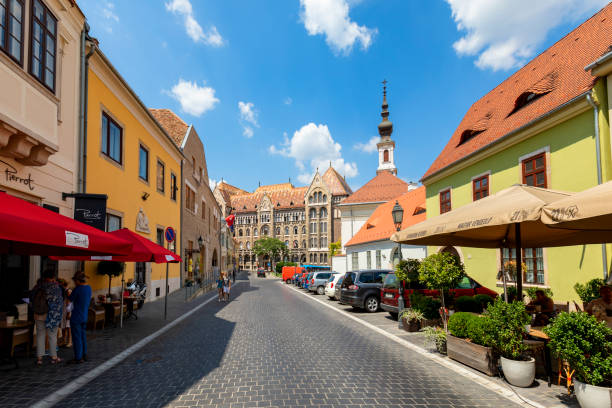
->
[[0, 320, 34, 369], [527, 326, 552, 387]]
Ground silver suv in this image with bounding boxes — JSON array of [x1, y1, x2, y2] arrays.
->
[[308, 272, 336, 295]]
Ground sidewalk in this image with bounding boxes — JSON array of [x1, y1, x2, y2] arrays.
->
[[0, 274, 245, 408]]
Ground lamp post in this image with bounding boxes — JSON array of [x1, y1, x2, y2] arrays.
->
[[391, 200, 404, 328]]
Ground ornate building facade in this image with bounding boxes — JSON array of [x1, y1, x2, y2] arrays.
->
[[214, 166, 352, 271]]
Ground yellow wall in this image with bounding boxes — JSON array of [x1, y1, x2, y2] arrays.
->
[[84, 55, 182, 299], [424, 86, 612, 302]]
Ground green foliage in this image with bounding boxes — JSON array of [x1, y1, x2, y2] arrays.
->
[[418, 252, 465, 291], [422, 326, 447, 354], [466, 315, 496, 347], [574, 279, 606, 304], [448, 312, 476, 338], [485, 298, 530, 359], [505, 285, 519, 302], [252, 237, 287, 258], [395, 259, 421, 283], [473, 294, 495, 310], [544, 312, 612, 386], [400, 308, 424, 322], [525, 287, 553, 300], [454, 296, 482, 313], [275, 261, 296, 274], [329, 240, 341, 257], [97, 261, 124, 296], [409, 292, 441, 320]]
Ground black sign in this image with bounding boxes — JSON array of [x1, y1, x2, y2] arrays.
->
[[73, 194, 108, 231]]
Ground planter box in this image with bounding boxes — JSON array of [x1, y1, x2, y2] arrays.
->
[[421, 318, 442, 328], [447, 335, 497, 376], [401, 317, 421, 332]]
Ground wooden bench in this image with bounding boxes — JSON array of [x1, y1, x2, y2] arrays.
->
[[87, 308, 105, 331]]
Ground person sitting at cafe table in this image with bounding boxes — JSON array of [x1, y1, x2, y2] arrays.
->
[[526, 290, 555, 326], [586, 285, 612, 325]]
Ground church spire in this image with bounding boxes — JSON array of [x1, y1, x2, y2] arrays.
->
[[378, 79, 393, 140], [376, 80, 397, 176]]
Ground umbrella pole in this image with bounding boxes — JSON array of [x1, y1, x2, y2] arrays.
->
[[515, 223, 523, 301], [120, 270, 125, 328]]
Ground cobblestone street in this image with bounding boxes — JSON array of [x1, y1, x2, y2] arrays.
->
[[40, 273, 521, 408]]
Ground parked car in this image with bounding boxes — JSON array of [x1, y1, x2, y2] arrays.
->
[[257, 268, 266, 278], [303, 273, 314, 290], [380, 273, 498, 319], [325, 273, 344, 300], [296, 272, 306, 287], [308, 272, 336, 295], [340, 270, 391, 312]]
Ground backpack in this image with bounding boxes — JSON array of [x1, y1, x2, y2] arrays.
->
[[32, 286, 48, 315]]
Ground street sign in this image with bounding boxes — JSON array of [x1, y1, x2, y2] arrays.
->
[[165, 227, 176, 243]]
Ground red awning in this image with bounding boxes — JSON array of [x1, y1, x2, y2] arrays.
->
[[51, 228, 181, 263], [0, 192, 133, 256]]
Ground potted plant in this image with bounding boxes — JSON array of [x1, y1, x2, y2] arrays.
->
[[409, 292, 442, 327], [422, 326, 447, 354], [97, 261, 124, 298], [447, 312, 497, 376], [544, 312, 612, 408], [486, 298, 534, 387], [400, 308, 424, 332], [574, 278, 605, 308], [418, 252, 465, 332]]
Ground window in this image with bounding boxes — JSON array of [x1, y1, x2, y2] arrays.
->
[[459, 129, 484, 145], [501, 248, 545, 285], [284, 240, 289, 247], [101, 112, 122, 164], [376, 250, 381, 269], [351, 252, 358, 271], [238, 229, 243, 237], [262, 225, 269, 236], [170, 173, 177, 201], [318, 192, 322, 202], [139, 145, 149, 181], [275, 227, 280, 235], [522, 153, 547, 188], [383, 149, 389, 162], [253, 228, 258, 237], [439, 189, 451, 214], [309, 208, 317, 219], [284, 226, 289, 235], [374, 271, 387, 283], [320, 237, 327, 247], [246, 228, 250, 236], [0, 0, 24, 64], [246, 241, 250, 250], [293, 240, 298, 249], [201, 201, 206, 219], [302, 240, 306, 248], [156, 228, 164, 246], [106, 214, 121, 232], [323, 254, 328, 263], [320, 207, 327, 218], [156, 160, 165, 193], [473, 175, 489, 201], [323, 194, 327, 203], [358, 272, 374, 283], [293, 226, 298, 234], [366, 251, 371, 269], [320, 222, 327, 233], [185, 185, 196, 212], [30, 0, 56, 91], [302, 226, 306, 234]]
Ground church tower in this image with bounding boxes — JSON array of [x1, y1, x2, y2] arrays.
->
[[376, 80, 397, 176]]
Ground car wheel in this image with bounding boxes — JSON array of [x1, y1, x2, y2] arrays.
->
[[316, 286, 325, 295], [286, 279, 291, 284], [365, 296, 379, 313]]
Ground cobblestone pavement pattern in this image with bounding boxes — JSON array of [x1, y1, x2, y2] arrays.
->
[[48, 274, 520, 407]]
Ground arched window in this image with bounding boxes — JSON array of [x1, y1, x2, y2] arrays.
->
[[284, 240, 289, 247], [323, 194, 327, 203], [302, 240, 306, 248], [254, 229, 258, 237], [309, 253, 313, 262], [309, 208, 317, 219], [309, 195, 313, 203], [284, 226, 289, 235], [262, 225, 269, 236], [238, 229, 243, 237], [383, 149, 389, 162], [239, 242, 243, 249], [317, 192, 322, 202], [302, 226, 306, 234], [246, 242, 251, 250], [320, 207, 327, 218], [275, 227, 280, 235], [246, 228, 250, 236], [293, 240, 298, 249], [293, 226, 298, 234], [324, 253, 328, 263]]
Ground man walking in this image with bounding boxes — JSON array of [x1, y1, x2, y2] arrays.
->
[[68, 272, 92, 364], [232, 267, 236, 283]]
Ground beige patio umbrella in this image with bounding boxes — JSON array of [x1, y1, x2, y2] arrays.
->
[[391, 184, 605, 295]]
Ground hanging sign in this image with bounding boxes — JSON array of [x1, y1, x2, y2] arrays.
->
[[73, 194, 107, 231]]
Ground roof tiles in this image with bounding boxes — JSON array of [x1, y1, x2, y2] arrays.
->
[[341, 171, 409, 205], [149, 109, 189, 147]]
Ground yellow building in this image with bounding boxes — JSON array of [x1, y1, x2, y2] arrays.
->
[[83, 47, 183, 300]]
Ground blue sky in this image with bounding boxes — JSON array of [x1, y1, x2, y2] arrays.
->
[[78, 0, 608, 191]]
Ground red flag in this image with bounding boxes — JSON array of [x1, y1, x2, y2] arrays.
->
[[225, 214, 235, 230]]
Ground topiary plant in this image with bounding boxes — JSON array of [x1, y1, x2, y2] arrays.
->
[[466, 315, 496, 347], [448, 312, 477, 338], [454, 296, 482, 313], [395, 259, 421, 283], [474, 294, 495, 310], [574, 278, 605, 304], [97, 261, 124, 296], [485, 298, 530, 360], [544, 312, 612, 386]]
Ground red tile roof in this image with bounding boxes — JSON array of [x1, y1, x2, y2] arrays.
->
[[231, 186, 308, 213], [422, 4, 612, 181], [216, 181, 249, 204], [346, 186, 426, 247], [149, 109, 189, 147], [341, 171, 409, 205], [322, 166, 353, 196]]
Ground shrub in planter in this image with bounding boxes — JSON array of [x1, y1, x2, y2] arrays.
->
[[474, 294, 494, 310], [448, 312, 477, 338], [410, 292, 441, 321], [422, 326, 447, 354], [466, 315, 495, 347], [447, 313, 497, 376], [574, 279, 606, 304], [455, 296, 482, 313], [400, 308, 424, 332]]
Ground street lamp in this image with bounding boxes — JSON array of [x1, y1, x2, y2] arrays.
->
[[391, 201, 404, 328], [197, 236, 203, 248]]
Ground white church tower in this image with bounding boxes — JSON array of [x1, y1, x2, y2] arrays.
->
[[376, 80, 397, 176]]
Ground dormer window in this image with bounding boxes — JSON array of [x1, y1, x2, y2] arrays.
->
[[458, 129, 484, 145], [509, 91, 548, 116]]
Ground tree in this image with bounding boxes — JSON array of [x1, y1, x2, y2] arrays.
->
[[97, 261, 125, 296], [253, 237, 287, 273], [395, 259, 421, 283], [329, 240, 341, 258], [418, 252, 465, 332]]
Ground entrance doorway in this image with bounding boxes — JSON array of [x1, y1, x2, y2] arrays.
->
[[0, 254, 30, 311]]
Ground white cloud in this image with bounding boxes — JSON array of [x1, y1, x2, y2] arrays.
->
[[284, 97, 293, 106], [354, 136, 379, 153], [446, 0, 608, 71], [165, 0, 224, 46], [101, 2, 119, 22], [270, 123, 358, 183], [299, 0, 376, 55], [167, 79, 219, 117], [238, 101, 259, 138], [209, 178, 218, 190]]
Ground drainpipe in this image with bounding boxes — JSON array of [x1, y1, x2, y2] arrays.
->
[[586, 92, 608, 281], [77, 22, 97, 193], [179, 159, 184, 288]]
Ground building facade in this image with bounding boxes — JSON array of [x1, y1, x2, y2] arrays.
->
[[0, 0, 84, 306], [85, 49, 182, 300], [420, 5, 612, 301], [149, 109, 221, 288]]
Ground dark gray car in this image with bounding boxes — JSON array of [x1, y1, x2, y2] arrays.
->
[[340, 270, 390, 312]]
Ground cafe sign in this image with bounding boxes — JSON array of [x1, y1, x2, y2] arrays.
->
[[73, 194, 108, 231], [1, 159, 34, 191]]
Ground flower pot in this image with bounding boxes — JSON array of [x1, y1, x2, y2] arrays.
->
[[401, 317, 421, 332], [500, 356, 535, 388], [574, 380, 612, 408], [447, 335, 497, 376]]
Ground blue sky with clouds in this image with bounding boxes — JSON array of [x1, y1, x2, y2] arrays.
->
[[78, 0, 608, 191]]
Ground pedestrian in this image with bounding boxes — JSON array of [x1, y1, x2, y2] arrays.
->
[[217, 273, 224, 302], [232, 268, 236, 283], [59, 279, 73, 348], [223, 273, 231, 301], [68, 272, 92, 364], [31, 269, 64, 365]]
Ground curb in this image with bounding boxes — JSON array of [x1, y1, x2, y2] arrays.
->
[[282, 282, 547, 408]]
